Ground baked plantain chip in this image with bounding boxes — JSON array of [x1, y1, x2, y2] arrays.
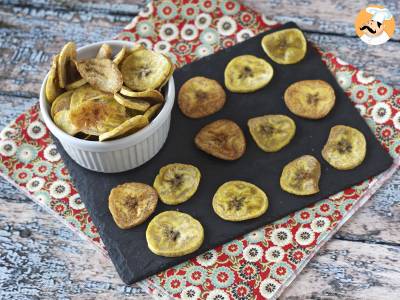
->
[[248, 114, 296, 152], [322, 125, 366, 170], [120, 85, 164, 102], [144, 103, 162, 122], [146, 211, 204, 257], [70, 84, 110, 109], [76, 58, 123, 94], [112, 46, 126, 66], [178, 76, 226, 119], [280, 155, 321, 196], [51, 90, 74, 118], [261, 28, 307, 64], [96, 43, 113, 59], [45, 55, 63, 103], [66, 78, 87, 90], [153, 163, 201, 205], [99, 115, 149, 142], [53, 110, 79, 136], [70, 97, 126, 136], [120, 48, 172, 91], [158, 56, 175, 90], [195, 119, 246, 160], [212, 180, 268, 221], [58, 42, 78, 88], [224, 55, 274, 93], [109, 182, 158, 229], [113, 93, 151, 111], [284, 80, 335, 119]]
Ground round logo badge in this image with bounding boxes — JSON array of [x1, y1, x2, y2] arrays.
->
[[355, 5, 395, 46]]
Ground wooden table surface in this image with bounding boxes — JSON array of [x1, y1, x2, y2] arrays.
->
[[0, 1, 399, 299]]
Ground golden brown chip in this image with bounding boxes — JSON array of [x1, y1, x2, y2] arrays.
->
[[144, 103, 162, 121], [66, 78, 87, 90], [50, 90, 73, 118], [96, 43, 113, 59], [146, 211, 204, 257], [70, 97, 126, 136], [248, 114, 296, 152], [158, 56, 175, 90], [178, 76, 226, 119], [195, 119, 246, 160], [284, 80, 335, 119], [113, 47, 126, 66], [322, 125, 366, 170], [58, 42, 78, 88], [76, 58, 123, 94], [114, 93, 151, 111], [212, 180, 268, 221], [120, 85, 164, 102], [53, 110, 79, 135], [109, 182, 158, 229], [261, 28, 307, 64], [120, 48, 172, 91], [45, 55, 63, 103], [224, 55, 274, 93], [70, 84, 109, 109], [153, 163, 201, 205], [280, 155, 321, 196], [99, 115, 149, 142]]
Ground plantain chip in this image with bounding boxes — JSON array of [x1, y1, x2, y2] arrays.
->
[[158, 56, 175, 90], [96, 43, 113, 59], [70, 97, 126, 136], [146, 211, 204, 257], [70, 84, 110, 109], [113, 93, 151, 111], [58, 41, 78, 88], [120, 85, 164, 102], [76, 58, 123, 94], [195, 119, 246, 160], [109, 182, 158, 229], [53, 110, 79, 136], [178, 76, 226, 119], [224, 55, 274, 93], [212, 180, 268, 221], [45, 55, 63, 103], [153, 163, 201, 205], [51, 90, 73, 118], [280, 155, 321, 196], [248, 114, 296, 152], [120, 48, 172, 91], [144, 103, 162, 122], [261, 28, 307, 64], [112, 46, 126, 66], [99, 115, 149, 142], [284, 80, 335, 119], [322, 125, 366, 170], [65, 78, 87, 90]]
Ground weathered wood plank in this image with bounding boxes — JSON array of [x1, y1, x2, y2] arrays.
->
[[0, 193, 151, 299], [0, 0, 399, 100], [334, 169, 400, 245], [246, 0, 400, 40], [281, 239, 400, 299]]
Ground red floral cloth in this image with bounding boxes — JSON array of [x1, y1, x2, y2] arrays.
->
[[0, 1, 399, 299]]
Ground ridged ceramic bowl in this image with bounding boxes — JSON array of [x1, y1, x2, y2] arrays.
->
[[39, 40, 175, 173]]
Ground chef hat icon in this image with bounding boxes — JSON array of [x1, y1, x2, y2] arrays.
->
[[366, 7, 393, 24]]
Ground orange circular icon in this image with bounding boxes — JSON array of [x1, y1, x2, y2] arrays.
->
[[354, 5, 395, 45]]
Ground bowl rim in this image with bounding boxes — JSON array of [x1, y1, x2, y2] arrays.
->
[[39, 40, 175, 152]]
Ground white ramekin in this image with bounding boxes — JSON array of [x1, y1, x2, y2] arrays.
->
[[39, 40, 175, 173]]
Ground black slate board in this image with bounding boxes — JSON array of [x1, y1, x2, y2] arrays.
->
[[53, 22, 393, 284]]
